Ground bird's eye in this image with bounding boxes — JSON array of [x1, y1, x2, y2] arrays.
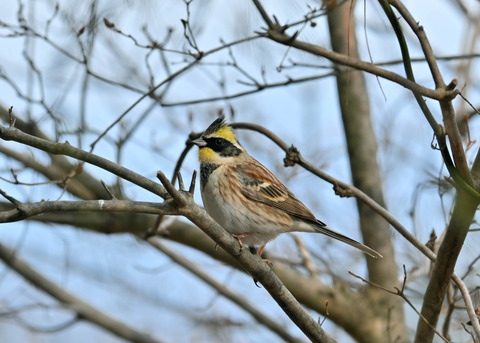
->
[[215, 139, 224, 146]]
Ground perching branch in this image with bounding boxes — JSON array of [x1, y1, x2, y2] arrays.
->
[[156, 170, 337, 343], [147, 238, 303, 343]]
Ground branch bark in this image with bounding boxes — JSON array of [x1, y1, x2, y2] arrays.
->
[[147, 238, 303, 343], [414, 190, 479, 342]]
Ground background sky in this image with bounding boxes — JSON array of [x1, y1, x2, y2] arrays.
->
[[0, 0, 479, 342]]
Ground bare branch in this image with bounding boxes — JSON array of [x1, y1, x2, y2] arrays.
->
[[0, 126, 169, 199], [452, 274, 480, 339], [0, 199, 176, 223], [251, 0, 456, 101], [148, 238, 303, 343], [157, 171, 338, 342]]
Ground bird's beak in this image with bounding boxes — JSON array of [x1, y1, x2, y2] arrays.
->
[[191, 138, 207, 147]]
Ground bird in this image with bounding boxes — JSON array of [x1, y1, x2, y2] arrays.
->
[[192, 115, 382, 259]]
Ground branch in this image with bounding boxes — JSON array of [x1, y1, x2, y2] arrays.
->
[[349, 268, 450, 343], [0, 125, 169, 199], [388, 0, 473, 186], [0, 243, 163, 343], [160, 71, 336, 107], [0, 196, 176, 223], [414, 190, 479, 343], [147, 238, 303, 343], [451, 274, 480, 339], [156, 171, 337, 343], [230, 122, 438, 261], [250, 1, 456, 101], [89, 33, 261, 151]]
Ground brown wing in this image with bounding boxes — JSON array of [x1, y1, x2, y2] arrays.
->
[[236, 158, 383, 258], [235, 158, 325, 225]]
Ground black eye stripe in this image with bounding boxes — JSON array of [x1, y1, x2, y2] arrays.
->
[[203, 137, 242, 157], [203, 137, 230, 152]]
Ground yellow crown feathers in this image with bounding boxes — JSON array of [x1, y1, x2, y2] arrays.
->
[[203, 115, 236, 143]]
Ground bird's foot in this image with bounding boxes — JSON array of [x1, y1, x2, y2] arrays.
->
[[231, 233, 251, 256]]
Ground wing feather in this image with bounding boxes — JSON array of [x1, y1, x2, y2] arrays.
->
[[235, 158, 382, 258], [235, 159, 323, 225]]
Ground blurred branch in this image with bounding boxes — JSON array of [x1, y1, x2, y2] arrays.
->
[[452, 274, 480, 339], [0, 144, 96, 200], [349, 268, 450, 343], [0, 243, 164, 343], [0, 106, 109, 199]]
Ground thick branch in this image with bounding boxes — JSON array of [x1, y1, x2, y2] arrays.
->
[[148, 238, 303, 343], [0, 199, 176, 223], [414, 191, 479, 343], [326, 3, 406, 342]]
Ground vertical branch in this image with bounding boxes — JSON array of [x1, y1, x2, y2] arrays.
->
[[414, 191, 479, 343], [326, 1, 407, 341]]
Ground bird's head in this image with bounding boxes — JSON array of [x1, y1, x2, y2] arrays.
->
[[192, 115, 245, 164]]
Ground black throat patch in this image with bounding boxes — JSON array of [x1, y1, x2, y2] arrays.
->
[[200, 162, 219, 189]]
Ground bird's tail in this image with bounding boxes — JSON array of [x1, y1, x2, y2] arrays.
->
[[313, 221, 383, 259]]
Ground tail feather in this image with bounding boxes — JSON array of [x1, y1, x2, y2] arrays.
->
[[313, 221, 383, 259]]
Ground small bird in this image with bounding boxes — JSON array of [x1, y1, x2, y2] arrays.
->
[[192, 115, 382, 259]]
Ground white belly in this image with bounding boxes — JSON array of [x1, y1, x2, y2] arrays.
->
[[200, 165, 283, 247]]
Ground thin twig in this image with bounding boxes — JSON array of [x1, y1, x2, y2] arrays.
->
[[452, 273, 480, 339], [349, 268, 451, 343]]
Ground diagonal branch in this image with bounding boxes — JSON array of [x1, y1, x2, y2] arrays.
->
[[148, 238, 303, 343], [387, 0, 473, 187], [156, 171, 337, 343], [0, 125, 169, 199], [250, 1, 456, 101]]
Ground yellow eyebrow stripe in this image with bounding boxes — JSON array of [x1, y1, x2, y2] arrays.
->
[[215, 126, 236, 142]]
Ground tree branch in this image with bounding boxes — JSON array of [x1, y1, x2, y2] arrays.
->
[[250, 1, 456, 101], [147, 238, 303, 343], [414, 190, 479, 343], [0, 125, 169, 199], [0, 197, 176, 223], [156, 171, 337, 343]]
